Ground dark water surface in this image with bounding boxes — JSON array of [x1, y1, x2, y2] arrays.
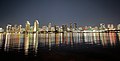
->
[[0, 32, 120, 61]]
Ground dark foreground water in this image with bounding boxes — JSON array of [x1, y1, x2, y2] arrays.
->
[[0, 32, 120, 61]]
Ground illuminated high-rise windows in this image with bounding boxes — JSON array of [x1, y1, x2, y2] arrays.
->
[[33, 20, 39, 32], [25, 21, 30, 32], [48, 23, 51, 32]]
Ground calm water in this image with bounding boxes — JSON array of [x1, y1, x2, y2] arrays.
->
[[0, 32, 120, 61]]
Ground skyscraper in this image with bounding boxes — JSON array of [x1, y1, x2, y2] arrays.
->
[[100, 23, 105, 30], [74, 23, 77, 30], [33, 20, 39, 32], [70, 23, 72, 32], [107, 24, 115, 30], [25, 21, 30, 32], [62, 24, 67, 32], [6, 24, 12, 33], [18, 25, 22, 33], [117, 24, 120, 30], [48, 23, 51, 32]]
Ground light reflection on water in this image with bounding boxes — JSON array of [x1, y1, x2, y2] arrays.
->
[[0, 31, 120, 55]]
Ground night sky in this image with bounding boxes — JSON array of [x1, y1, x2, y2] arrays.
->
[[0, 0, 120, 28]]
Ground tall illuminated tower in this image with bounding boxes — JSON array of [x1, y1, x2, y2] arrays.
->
[[70, 23, 72, 32], [107, 24, 111, 30], [18, 25, 22, 33], [6, 24, 12, 33], [107, 24, 115, 30], [62, 24, 67, 32], [25, 21, 30, 32], [117, 24, 120, 30], [33, 20, 39, 32], [48, 23, 51, 32], [74, 23, 77, 30], [100, 23, 105, 30]]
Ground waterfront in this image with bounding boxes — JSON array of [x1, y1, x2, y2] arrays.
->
[[0, 32, 120, 61]]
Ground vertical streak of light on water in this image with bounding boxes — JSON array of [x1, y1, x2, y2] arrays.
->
[[35, 32, 38, 56], [96, 32, 100, 44], [109, 32, 111, 46], [90, 32, 93, 44], [93, 32, 96, 44], [48, 33, 51, 50], [76, 32, 78, 44], [68, 32, 70, 45], [60, 33, 62, 45], [58, 33, 60, 46], [70, 32, 73, 47], [62, 33, 64, 44], [44, 33, 46, 46], [0, 33, 3, 48], [103, 33, 106, 46], [87, 32, 89, 43], [40, 33, 43, 46], [65, 32, 68, 45], [29, 33, 32, 49], [84, 32, 87, 43], [106, 32, 109, 45], [100, 32, 104, 46], [118, 31, 120, 41], [109, 31, 114, 46], [78, 32, 80, 44], [24, 33, 29, 55], [46, 33, 49, 46], [51, 33, 55, 47], [80, 32, 83, 43], [17, 33, 21, 51], [55, 33, 59, 47], [68, 32, 71, 45], [112, 31, 116, 46], [20, 33, 24, 50], [73, 32, 75, 44], [4, 33, 10, 51], [33, 33, 36, 55]]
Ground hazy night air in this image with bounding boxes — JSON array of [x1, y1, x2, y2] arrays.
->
[[0, 0, 120, 27], [1, 0, 120, 61]]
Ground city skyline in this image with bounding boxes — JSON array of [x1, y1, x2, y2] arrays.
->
[[0, 20, 119, 33]]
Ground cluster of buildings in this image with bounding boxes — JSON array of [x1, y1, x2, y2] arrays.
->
[[0, 20, 120, 33]]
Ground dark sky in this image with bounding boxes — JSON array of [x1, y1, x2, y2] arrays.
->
[[0, 0, 120, 27]]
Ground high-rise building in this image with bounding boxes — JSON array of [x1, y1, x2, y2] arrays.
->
[[11, 27, 15, 33], [42, 26, 47, 32], [78, 27, 83, 31], [107, 24, 111, 30], [64, 25, 67, 31], [6, 24, 12, 33], [62, 24, 67, 32], [74, 23, 77, 30], [33, 20, 39, 32], [25, 21, 30, 32], [94, 26, 98, 30], [51, 27, 55, 32], [111, 24, 114, 30], [70, 23, 72, 32], [14, 24, 17, 32], [100, 23, 105, 30], [18, 25, 22, 33], [48, 23, 51, 32], [117, 24, 120, 30], [107, 24, 115, 30], [0, 28, 4, 32], [62, 25, 65, 32], [54, 25, 59, 32]]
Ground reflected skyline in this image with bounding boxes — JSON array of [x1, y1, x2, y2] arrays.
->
[[1, 31, 120, 55]]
